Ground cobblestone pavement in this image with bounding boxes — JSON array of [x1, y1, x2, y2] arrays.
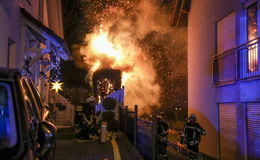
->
[[116, 135, 144, 160], [55, 128, 143, 160]]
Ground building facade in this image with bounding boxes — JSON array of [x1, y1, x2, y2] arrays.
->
[[0, 0, 69, 103], [188, 0, 260, 159]]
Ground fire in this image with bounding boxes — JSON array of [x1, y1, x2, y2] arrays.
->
[[122, 72, 130, 86], [90, 61, 101, 75], [80, 24, 160, 112], [90, 30, 123, 61], [76, 0, 188, 115], [86, 25, 132, 84], [89, 29, 131, 89], [79, 1, 164, 112]]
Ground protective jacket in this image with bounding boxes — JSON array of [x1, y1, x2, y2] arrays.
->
[[182, 122, 205, 146]]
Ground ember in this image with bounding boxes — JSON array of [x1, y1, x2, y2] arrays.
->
[[79, 0, 187, 113]]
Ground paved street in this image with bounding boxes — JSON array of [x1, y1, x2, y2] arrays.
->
[[55, 128, 143, 160]]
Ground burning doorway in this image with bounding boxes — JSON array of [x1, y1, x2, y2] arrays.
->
[[93, 69, 122, 103]]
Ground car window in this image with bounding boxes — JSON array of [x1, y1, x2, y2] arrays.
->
[[26, 79, 45, 119], [21, 79, 41, 120], [0, 82, 17, 149], [20, 79, 40, 148]]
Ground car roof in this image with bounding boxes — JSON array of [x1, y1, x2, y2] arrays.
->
[[0, 67, 21, 80]]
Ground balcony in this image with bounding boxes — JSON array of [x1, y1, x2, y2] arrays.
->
[[213, 37, 260, 85]]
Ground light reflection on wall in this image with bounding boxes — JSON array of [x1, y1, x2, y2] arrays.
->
[[247, 3, 258, 73]]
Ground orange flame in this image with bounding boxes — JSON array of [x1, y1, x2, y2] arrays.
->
[[80, 21, 160, 112], [90, 29, 123, 61], [82, 25, 132, 84]]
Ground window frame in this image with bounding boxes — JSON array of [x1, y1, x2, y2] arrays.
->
[[0, 78, 24, 159], [19, 77, 42, 151], [216, 11, 237, 55], [26, 78, 45, 121], [247, 2, 258, 73], [20, 77, 41, 121], [0, 82, 17, 148]]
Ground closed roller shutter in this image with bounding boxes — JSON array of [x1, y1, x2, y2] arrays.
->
[[219, 103, 238, 160], [247, 103, 260, 160]]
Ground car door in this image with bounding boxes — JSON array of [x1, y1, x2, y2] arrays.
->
[[20, 77, 41, 156], [23, 78, 56, 160], [25, 78, 50, 122], [0, 80, 21, 159]]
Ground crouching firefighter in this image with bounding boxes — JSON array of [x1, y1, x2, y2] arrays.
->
[[181, 113, 205, 159], [76, 96, 99, 142]]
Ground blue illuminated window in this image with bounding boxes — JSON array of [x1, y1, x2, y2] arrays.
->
[[0, 83, 17, 148]]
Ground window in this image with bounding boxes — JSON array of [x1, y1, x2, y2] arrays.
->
[[247, 3, 258, 72], [0, 83, 17, 149], [214, 12, 237, 83], [21, 79, 40, 121], [27, 79, 45, 120], [218, 103, 238, 160], [217, 12, 236, 54]]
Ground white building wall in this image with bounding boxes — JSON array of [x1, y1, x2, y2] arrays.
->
[[0, 0, 20, 68], [46, 0, 64, 38], [188, 0, 243, 158], [0, 0, 65, 104]]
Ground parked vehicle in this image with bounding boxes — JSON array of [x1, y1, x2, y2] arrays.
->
[[0, 68, 56, 160]]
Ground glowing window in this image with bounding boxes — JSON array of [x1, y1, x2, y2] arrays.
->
[[247, 3, 258, 72]]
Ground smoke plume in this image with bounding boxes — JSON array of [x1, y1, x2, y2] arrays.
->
[[79, 0, 187, 113]]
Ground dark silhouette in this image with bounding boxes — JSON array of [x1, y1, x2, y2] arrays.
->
[[181, 113, 205, 160], [157, 116, 169, 160]]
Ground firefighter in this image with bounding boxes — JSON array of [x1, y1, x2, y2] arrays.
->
[[181, 113, 206, 159], [99, 97, 119, 142], [76, 96, 99, 142], [157, 115, 169, 160]]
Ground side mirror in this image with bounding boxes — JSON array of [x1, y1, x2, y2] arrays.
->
[[36, 121, 57, 158]]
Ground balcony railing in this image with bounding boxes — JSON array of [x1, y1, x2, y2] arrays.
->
[[213, 37, 260, 85]]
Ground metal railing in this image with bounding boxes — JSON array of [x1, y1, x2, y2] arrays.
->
[[119, 105, 138, 145], [213, 37, 260, 85], [137, 118, 155, 160], [119, 105, 214, 160]]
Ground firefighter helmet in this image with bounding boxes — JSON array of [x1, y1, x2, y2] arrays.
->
[[189, 113, 197, 121], [86, 96, 96, 103]]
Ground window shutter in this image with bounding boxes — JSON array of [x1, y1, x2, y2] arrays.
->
[[247, 103, 260, 160], [219, 103, 238, 160]]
